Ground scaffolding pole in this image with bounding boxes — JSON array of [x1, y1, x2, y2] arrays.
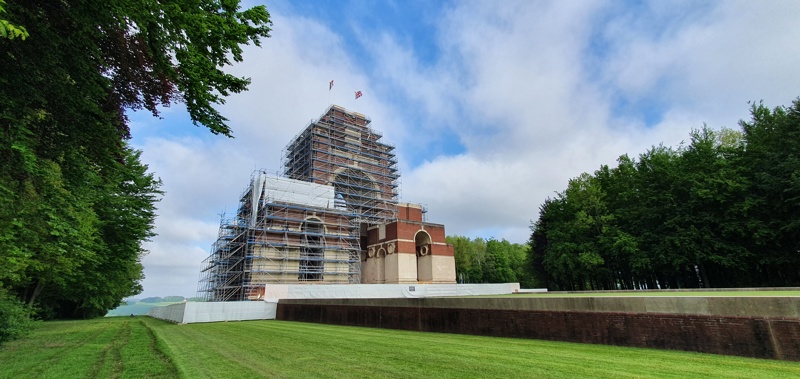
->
[[197, 172, 362, 301], [198, 105, 401, 301], [282, 104, 399, 224]]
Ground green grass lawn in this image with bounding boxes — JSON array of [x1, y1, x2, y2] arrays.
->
[[1, 317, 799, 378], [0, 317, 177, 379]]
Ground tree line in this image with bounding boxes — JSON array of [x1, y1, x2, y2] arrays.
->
[[449, 100, 799, 292], [527, 100, 800, 291], [1, 0, 271, 344], [136, 296, 205, 304], [447, 236, 533, 287]]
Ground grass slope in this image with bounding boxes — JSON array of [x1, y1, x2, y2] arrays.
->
[[0, 317, 177, 378], [2, 317, 799, 378]]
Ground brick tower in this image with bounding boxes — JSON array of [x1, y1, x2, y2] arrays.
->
[[283, 105, 399, 224]]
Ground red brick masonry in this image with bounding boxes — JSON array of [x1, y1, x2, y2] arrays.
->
[[276, 303, 800, 361]]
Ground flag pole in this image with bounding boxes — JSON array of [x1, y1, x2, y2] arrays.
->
[[328, 80, 333, 107], [354, 90, 362, 110]]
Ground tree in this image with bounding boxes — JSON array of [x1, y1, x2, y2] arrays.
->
[[2, 0, 271, 138], [740, 100, 800, 285], [530, 173, 616, 290], [449, 235, 530, 284], [163, 296, 186, 303], [0, 0, 27, 40], [670, 126, 752, 288], [595, 157, 645, 289], [528, 200, 555, 289], [0, 0, 272, 323], [447, 236, 486, 283], [530, 196, 581, 290], [33, 147, 163, 318], [483, 239, 528, 284]]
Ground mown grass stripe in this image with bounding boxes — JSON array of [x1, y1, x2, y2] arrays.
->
[[3, 317, 800, 378], [148, 319, 800, 379], [0, 319, 120, 379], [87, 319, 128, 379], [140, 319, 181, 377]]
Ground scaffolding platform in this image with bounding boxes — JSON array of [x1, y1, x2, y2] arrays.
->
[[199, 105, 402, 301]]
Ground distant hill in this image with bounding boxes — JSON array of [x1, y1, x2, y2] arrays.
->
[[106, 296, 206, 316], [106, 302, 179, 316]]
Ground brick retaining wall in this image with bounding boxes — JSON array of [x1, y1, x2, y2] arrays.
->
[[276, 302, 800, 360]]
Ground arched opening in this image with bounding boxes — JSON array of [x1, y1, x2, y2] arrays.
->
[[414, 230, 432, 256], [332, 167, 379, 214], [377, 247, 386, 283], [414, 230, 432, 282], [299, 217, 325, 281]]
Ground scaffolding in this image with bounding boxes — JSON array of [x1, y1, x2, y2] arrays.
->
[[198, 105, 402, 301], [282, 105, 400, 224], [197, 216, 247, 302], [198, 172, 361, 301]]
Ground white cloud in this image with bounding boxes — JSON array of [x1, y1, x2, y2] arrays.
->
[[601, 0, 800, 123], [400, 0, 800, 244]]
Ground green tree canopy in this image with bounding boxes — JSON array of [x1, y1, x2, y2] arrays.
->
[[448, 236, 530, 286], [0, 0, 28, 40], [528, 99, 800, 290], [0, 0, 272, 323]]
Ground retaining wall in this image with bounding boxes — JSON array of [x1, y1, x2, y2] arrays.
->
[[276, 297, 800, 361]]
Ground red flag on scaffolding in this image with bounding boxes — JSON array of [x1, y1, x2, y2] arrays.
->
[[329, 80, 334, 90], [355, 90, 362, 99]]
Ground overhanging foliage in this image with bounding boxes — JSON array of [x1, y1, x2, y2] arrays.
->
[[0, 0, 272, 325]]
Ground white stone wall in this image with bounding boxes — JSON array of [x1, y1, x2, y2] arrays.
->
[[148, 301, 277, 324]]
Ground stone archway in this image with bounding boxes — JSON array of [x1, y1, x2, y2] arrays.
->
[[331, 167, 380, 215], [414, 230, 432, 282]]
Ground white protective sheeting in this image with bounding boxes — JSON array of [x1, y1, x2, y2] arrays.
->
[[148, 301, 277, 324], [250, 174, 337, 224], [147, 302, 186, 323], [148, 284, 523, 324], [263, 283, 522, 301]]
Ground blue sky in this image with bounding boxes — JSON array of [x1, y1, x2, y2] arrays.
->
[[130, 0, 800, 298]]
